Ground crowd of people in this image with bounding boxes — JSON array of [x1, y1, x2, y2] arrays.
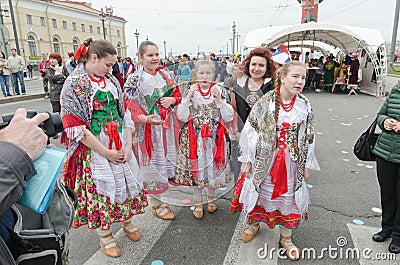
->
[[301, 51, 361, 94], [2, 37, 400, 264]]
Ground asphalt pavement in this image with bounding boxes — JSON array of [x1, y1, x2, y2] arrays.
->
[[0, 75, 46, 104]]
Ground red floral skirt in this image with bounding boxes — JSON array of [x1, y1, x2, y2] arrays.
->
[[230, 174, 306, 229]]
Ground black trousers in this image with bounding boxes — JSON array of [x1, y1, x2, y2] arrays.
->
[[376, 156, 400, 239]]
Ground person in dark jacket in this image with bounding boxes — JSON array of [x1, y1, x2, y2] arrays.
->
[[46, 53, 66, 114], [372, 82, 400, 254], [230, 47, 277, 184], [0, 108, 49, 264]]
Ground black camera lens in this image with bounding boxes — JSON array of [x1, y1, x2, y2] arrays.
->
[[1, 111, 63, 138], [42, 112, 63, 137]]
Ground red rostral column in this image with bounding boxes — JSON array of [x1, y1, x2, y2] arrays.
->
[[298, 0, 323, 23]]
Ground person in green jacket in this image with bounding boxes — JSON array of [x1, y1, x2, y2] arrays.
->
[[372, 82, 400, 254]]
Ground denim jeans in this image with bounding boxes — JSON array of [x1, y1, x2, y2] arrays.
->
[[0, 75, 10, 95], [12, 71, 25, 94]]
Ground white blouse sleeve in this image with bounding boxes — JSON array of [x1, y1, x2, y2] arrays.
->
[[216, 99, 234, 123], [64, 125, 86, 144], [238, 121, 258, 166], [305, 141, 320, 170], [177, 98, 191, 122], [124, 109, 135, 131]]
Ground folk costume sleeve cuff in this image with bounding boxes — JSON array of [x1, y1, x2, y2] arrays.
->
[[124, 109, 135, 131], [216, 100, 234, 123], [305, 142, 320, 170], [238, 121, 258, 166], [176, 98, 191, 122]]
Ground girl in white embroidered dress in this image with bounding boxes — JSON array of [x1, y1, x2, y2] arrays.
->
[[174, 60, 234, 218], [232, 61, 318, 260]]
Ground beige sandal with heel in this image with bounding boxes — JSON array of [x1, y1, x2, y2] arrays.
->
[[192, 201, 204, 219], [241, 223, 260, 243], [100, 234, 121, 258], [152, 204, 175, 220], [279, 235, 300, 261]]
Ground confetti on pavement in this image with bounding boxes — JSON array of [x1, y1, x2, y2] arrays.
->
[[182, 199, 191, 204], [151, 260, 164, 265], [365, 165, 374, 169], [342, 159, 349, 162], [371, 207, 382, 214], [357, 163, 365, 166], [351, 170, 359, 174], [336, 140, 342, 144], [317, 132, 323, 135], [307, 184, 313, 189], [353, 219, 364, 225], [341, 151, 349, 154]]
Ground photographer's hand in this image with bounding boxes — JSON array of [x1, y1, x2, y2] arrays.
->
[[0, 108, 49, 160]]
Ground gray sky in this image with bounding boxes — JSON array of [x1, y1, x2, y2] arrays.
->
[[90, 0, 396, 57]]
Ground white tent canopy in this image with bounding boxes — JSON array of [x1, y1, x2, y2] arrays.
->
[[243, 22, 387, 96]]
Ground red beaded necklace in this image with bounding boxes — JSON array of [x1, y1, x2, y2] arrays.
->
[[88, 75, 106, 88], [197, 83, 211, 99], [280, 95, 297, 112]]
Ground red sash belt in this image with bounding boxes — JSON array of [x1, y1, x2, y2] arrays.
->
[[106, 122, 122, 150], [270, 122, 290, 200]]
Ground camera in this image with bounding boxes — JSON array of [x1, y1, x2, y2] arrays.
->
[[0, 111, 63, 138]]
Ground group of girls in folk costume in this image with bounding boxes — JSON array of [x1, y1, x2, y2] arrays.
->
[[230, 61, 319, 261], [171, 60, 234, 219], [124, 41, 181, 221], [60, 38, 318, 261], [60, 38, 147, 258]]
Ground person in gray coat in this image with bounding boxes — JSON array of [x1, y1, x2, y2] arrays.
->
[[0, 108, 49, 264]]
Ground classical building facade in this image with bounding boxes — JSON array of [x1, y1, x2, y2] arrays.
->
[[0, 0, 127, 64]]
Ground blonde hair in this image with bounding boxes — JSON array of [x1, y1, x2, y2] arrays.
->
[[274, 61, 306, 123], [138, 41, 158, 63], [194, 60, 215, 74]]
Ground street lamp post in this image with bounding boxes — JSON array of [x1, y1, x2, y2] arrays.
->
[[163, 39, 167, 60], [0, 3, 9, 57], [8, 0, 19, 54], [134, 29, 140, 59], [236, 32, 240, 56], [232, 21, 236, 55], [99, 8, 106, 40]]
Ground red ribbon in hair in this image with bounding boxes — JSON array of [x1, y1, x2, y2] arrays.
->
[[74, 44, 88, 60], [270, 122, 290, 200], [106, 122, 122, 151]]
